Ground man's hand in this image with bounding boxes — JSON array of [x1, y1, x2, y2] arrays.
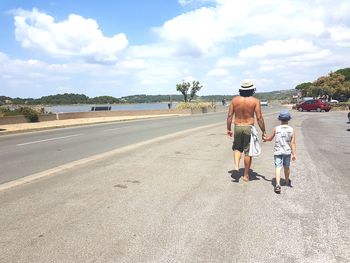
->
[[227, 130, 233, 137], [262, 132, 267, 142], [292, 154, 297, 161]]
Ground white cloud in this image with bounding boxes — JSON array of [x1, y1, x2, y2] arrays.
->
[[154, 7, 222, 57], [216, 57, 246, 68], [328, 26, 350, 47], [14, 8, 128, 63], [239, 39, 323, 59], [128, 44, 175, 59], [207, 68, 228, 76], [156, 0, 350, 57], [118, 59, 145, 70]]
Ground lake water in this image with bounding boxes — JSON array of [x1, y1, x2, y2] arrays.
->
[[45, 103, 179, 113]]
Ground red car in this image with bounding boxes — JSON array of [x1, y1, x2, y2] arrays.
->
[[296, 99, 331, 112]]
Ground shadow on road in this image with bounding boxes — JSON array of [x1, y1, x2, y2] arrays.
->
[[228, 169, 272, 183], [270, 178, 293, 188]]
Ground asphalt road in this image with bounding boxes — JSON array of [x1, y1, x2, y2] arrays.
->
[[0, 106, 280, 184], [0, 108, 348, 262], [0, 112, 224, 184]]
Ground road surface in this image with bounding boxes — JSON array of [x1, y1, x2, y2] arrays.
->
[[0, 109, 349, 262], [0, 106, 280, 184]]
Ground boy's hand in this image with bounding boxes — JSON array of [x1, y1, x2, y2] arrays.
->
[[262, 133, 267, 142], [292, 154, 297, 161], [227, 130, 233, 137]]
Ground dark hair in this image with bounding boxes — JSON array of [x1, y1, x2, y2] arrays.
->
[[239, 89, 255, 97]]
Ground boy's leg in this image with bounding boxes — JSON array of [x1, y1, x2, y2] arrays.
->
[[275, 167, 282, 186], [283, 155, 291, 186], [274, 155, 283, 191], [243, 155, 252, 181], [284, 166, 290, 185]]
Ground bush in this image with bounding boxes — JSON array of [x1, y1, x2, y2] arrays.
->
[[175, 102, 214, 110], [1, 107, 40, 122], [20, 107, 39, 122]]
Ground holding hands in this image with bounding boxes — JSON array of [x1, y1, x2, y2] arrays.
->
[[262, 132, 272, 142]]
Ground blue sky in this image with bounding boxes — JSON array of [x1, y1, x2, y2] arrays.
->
[[1, 0, 350, 98]]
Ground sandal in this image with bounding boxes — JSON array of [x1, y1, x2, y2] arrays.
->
[[274, 185, 281, 193], [285, 179, 292, 187]]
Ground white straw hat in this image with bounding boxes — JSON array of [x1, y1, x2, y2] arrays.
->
[[239, 79, 256, 90]]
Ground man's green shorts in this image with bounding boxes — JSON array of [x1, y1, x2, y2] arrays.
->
[[232, 125, 251, 156]]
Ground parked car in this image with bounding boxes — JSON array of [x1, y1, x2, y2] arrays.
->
[[260, 99, 268, 106], [338, 95, 349, 102], [296, 99, 331, 112]]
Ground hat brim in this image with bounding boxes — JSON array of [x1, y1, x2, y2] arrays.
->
[[239, 85, 255, 90], [278, 116, 291, 121]]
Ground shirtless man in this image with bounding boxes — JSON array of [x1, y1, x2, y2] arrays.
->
[[227, 80, 266, 182]]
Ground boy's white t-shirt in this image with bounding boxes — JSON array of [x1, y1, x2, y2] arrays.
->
[[274, 125, 294, 155]]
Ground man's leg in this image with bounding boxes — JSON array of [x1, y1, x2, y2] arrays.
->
[[243, 155, 252, 181], [233, 150, 242, 170]]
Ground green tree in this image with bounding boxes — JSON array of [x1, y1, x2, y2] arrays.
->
[[295, 70, 350, 99], [40, 93, 89, 104], [335, 68, 350, 81], [176, 81, 191, 102], [89, 96, 120, 104], [189, 81, 203, 102], [313, 73, 346, 98], [295, 82, 313, 97], [176, 80, 203, 102]]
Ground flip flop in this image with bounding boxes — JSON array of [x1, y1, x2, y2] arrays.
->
[[274, 185, 281, 193], [243, 176, 249, 182]]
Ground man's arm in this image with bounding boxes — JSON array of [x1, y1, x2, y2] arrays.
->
[[291, 131, 297, 160], [227, 101, 234, 137], [255, 100, 266, 138]]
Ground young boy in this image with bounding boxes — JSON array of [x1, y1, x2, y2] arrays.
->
[[264, 110, 296, 193]]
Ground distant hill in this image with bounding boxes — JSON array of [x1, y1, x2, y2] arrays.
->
[[254, 89, 297, 100], [120, 94, 183, 103], [0, 89, 296, 105]]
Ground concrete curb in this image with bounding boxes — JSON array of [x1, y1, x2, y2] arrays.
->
[[0, 114, 189, 135]]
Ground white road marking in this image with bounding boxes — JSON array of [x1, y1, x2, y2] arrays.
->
[[103, 127, 128, 132], [17, 133, 84, 146]]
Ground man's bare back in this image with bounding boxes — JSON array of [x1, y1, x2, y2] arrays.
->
[[231, 96, 258, 125], [227, 96, 266, 135]]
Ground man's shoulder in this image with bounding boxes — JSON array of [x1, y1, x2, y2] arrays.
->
[[233, 96, 258, 103]]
